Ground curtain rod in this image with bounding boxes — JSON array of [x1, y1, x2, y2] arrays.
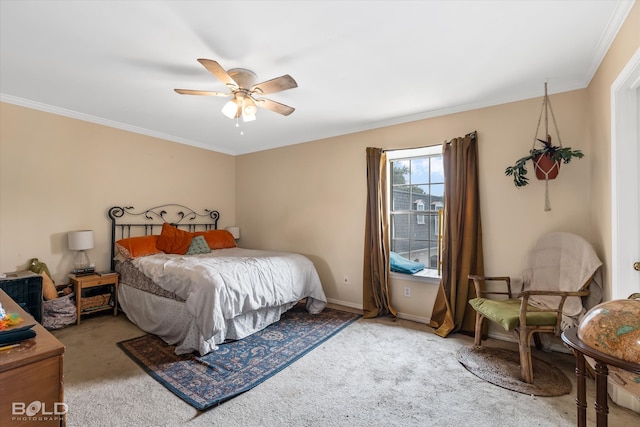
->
[[382, 130, 476, 152], [443, 130, 477, 145]]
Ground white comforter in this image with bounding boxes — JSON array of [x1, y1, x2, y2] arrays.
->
[[131, 247, 327, 345]]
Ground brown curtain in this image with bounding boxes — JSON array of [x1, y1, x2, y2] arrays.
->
[[430, 132, 484, 337], [363, 147, 397, 318]]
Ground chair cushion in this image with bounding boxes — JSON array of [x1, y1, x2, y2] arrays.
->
[[468, 298, 558, 331]]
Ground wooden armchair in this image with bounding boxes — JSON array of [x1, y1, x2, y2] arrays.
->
[[467, 232, 602, 384], [468, 275, 593, 383]]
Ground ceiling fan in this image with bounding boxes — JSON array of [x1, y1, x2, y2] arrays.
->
[[174, 59, 297, 122]]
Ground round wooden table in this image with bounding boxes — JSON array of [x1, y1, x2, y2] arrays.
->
[[561, 327, 640, 427]]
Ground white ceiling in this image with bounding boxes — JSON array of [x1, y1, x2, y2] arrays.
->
[[0, 1, 635, 155]]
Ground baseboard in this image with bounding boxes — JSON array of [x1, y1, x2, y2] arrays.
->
[[326, 298, 362, 311], [325, 298, 432, 325], [397, 312, 431, 324]]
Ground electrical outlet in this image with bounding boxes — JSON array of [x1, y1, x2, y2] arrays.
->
[[404, 287, 411, 297], [343, 275, 349, 284]]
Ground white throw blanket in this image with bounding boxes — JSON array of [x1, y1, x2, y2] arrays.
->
[[522, 231, 602, 329], [132, 248, 327, 345]]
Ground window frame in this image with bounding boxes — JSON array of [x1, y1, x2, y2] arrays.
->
[[387, 145, 444, 281]]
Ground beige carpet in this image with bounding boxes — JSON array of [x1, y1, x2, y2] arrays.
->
[[52, 308, 640, 427]]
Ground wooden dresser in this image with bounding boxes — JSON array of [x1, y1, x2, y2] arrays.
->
[[0, 289, 65, 426]]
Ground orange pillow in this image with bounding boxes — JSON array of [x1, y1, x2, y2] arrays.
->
[[115, 235, 163, 260], [193, 230, 237, 250], [156, 223, 193, 254]]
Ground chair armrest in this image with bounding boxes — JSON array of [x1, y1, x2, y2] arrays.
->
[[518, 289, 590, 333], [519, 289, 589, 313], [468, 275, 513, 299], [521, 290, 589, 298]]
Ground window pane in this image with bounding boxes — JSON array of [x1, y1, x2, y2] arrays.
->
[[392, 186, 411, 211], [430, 212, 439, 238], [430, 156, 444, 183], [392, 160, 410, 185], [427, 247, 439, 268], [411, 185, 429, 209], [407, 242, 430, 266], [410, 158, 429, 184], [430, 184, 444, 211], [391, 240, 410, 256], [391, 214, 410, 239], [411, 214, 429, 240]]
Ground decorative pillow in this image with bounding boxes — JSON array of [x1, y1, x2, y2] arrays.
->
[[185, 235, 211, 255], [41, 271, 58, 301], [156, 223, 193, 255], [193, 230, 237, 250], [115, 235, 163, 260]]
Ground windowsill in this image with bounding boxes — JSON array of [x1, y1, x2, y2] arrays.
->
[[390, 269, 440, 284]]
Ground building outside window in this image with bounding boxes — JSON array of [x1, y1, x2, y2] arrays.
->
[[388, 145, 444, 274]]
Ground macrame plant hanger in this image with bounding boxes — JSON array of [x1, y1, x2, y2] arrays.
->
[[532, 82, 563, 211]]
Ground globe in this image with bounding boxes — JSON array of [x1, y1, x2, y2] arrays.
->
[[578, 299, 640, 363]]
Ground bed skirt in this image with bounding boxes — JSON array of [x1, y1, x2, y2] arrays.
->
[[118, 283, 297, 355]]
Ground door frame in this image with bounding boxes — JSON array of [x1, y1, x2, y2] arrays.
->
[[611, 47, 640, 300]]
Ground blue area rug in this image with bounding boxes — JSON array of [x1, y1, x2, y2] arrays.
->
[[118, 305, 361, 410]]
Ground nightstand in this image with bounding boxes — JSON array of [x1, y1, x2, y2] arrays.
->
[[68, 274, 118, 325]]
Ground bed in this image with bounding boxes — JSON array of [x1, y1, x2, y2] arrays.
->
[[108, 205, 327, 355]]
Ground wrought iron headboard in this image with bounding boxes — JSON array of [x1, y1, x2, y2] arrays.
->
[[108, 204, 220, 270]]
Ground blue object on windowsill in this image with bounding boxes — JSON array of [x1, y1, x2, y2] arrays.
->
[[390, 252, 425, 274]]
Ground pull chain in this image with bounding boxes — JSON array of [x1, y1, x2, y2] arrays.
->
[[235, 117, 244, 136]]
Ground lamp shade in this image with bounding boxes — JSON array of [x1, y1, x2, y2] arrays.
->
[[68, 230, 94, 250], [225, 226, 240, 240], [221, 99, 240, 119]]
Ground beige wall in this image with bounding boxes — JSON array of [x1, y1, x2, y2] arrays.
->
[[587, 1, 639, 301], [0, 103, 236, 284], [237, 89, 593, 320]]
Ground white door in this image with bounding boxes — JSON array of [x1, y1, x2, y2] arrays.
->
[[611, 47, 640, 300]]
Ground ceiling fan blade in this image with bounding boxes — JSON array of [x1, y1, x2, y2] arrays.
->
[[174, 89, 230, 96], [252, 75, 297, 95], [197, 59, 237, 87], [256, 98, 295, 116]]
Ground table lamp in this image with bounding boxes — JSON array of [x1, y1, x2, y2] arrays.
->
[[225, 226, 240, 240], [68, 230, 94, 269]]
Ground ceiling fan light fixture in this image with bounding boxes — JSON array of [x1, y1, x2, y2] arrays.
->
[[243, 97, 258, 116], [221, 99, 240, 119], [241, 97, 257, 122], [242, 111, 256, 122]]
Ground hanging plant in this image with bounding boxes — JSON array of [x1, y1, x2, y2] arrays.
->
[[504, 83, 585, 211], [505, 135, 584, 187]]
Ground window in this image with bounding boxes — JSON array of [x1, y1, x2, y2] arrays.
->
[[388, 145, 444, 276]]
